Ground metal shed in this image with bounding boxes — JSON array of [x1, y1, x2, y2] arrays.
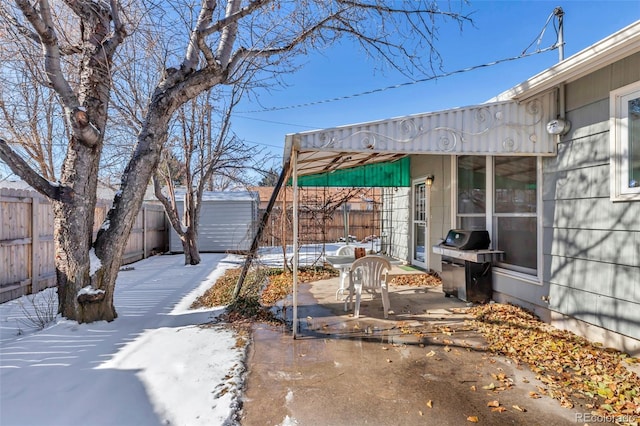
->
[[168, 190, 259, 253]]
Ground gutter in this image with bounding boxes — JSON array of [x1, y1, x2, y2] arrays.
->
[[492, 20, 640, 102]]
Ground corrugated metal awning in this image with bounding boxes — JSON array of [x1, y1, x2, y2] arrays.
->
[[284, 91, 557, 176]]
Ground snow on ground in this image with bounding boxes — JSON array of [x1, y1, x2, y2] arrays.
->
[[1, 254, 241, 426], [0, 242, 377, 426]]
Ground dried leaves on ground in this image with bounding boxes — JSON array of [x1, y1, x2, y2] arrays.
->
[[389, 273, 441, 287], [191, 268, 261, 309], [261, 266, 338, 306], [191, 266, 339, 322], [191, 267, 275, 323], [468, 303, 640, 422], [193, 263, 639, 424]]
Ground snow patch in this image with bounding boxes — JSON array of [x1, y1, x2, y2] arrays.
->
[[0, 254, 246, 426], [170, 259, 237, 314], [78, 285, 105, 296], [89, 248, 102, 275]]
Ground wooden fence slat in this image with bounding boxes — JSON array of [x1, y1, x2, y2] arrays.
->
[[0, 189, 168, 303], [31, 197, 39, 294]]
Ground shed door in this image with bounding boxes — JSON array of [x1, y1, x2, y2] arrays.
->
[[199, 201, 253, 252]]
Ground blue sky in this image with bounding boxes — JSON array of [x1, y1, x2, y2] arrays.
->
[[232, 1, 640, 168]]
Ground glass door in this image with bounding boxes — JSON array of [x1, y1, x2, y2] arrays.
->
[[412, 181, 427, 269]]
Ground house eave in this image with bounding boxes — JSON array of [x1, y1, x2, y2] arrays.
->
[[492, 20, 640, 102], [283, 92, 557, 177]]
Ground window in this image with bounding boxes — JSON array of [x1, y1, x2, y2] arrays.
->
[[455, 155, 539, 277], [493, 157, 537, 274], [610, 80, 640, 201], [457, 156, 486, 230]]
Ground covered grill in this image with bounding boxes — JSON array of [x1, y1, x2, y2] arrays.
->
[[432, 230, 504, 303]]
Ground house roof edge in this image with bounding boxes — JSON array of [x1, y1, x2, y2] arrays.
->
[[491, 20, 640, 102]]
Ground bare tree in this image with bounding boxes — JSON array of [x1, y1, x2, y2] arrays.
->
[[153, 87, 260, 265], [0, 0, 471, 323], [258, 168, 280, 187], [298, 187, 365, 255], [0, 20, 67, 181]]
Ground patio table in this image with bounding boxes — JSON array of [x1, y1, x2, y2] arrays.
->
[[326, 255, 356, 269], [326, 255, 355, 299]]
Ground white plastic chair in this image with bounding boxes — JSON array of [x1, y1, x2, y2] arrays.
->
[[335, 245, 355, 300], [345, 255, 391, 318]]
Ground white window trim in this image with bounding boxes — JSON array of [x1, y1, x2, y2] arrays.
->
[[536, 157, 544, 284], [490, 156, 543, 284], [411, 177, 428, 270], [452, 156, 542, 284], [610, 80, 640, 202]]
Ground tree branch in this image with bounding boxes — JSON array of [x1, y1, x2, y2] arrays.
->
[[153, 173, 185, 238], [226, 10, 344, 70], [0, 138, 71, 201], [15, 0, 78, 108], [183, 0, 216, 73], [0, 5, 40, 45], [202, 0, 271, 38], [102, 0, 128, 57]]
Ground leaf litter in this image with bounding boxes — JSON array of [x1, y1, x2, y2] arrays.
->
[[467, 303, 640, 422]]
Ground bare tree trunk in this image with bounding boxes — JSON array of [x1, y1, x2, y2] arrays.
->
[[53, 197, 119, 321], [181, 229, 201, 266]]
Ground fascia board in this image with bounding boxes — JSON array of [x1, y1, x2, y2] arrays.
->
[[492, 20, 640, 102]]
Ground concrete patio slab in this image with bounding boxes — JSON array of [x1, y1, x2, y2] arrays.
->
[[239, 275, 588, 425]]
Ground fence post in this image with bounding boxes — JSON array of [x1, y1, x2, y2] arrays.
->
[[142, 205, 147, 259], [31, 195, 39, 293]]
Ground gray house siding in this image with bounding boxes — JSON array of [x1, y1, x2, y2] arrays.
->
[[410, 154, 452, 271], [542, 52, 640, 341]]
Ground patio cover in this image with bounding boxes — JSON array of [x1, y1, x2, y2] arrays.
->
[[283, 91, 557, 337], [284, 91, 557, 178]]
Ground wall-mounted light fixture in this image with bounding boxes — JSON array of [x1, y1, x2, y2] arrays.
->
[[425, 174, 435, 187]]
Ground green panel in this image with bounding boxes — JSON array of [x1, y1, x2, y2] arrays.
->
[[293, 157, 411, 187]]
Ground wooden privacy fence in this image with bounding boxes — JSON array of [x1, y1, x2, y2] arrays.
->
[[259, 208, 381, 247], [0, 188, 168, 303]]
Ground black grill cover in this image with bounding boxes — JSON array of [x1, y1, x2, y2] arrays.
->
[[442, 229, 490, 250]]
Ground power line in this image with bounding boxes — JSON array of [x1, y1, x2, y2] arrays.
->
[[232, 114, 318, 130], [239, 45, 558, 114], [521, 10, 559, 56], [242, 138, 283, 149]]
